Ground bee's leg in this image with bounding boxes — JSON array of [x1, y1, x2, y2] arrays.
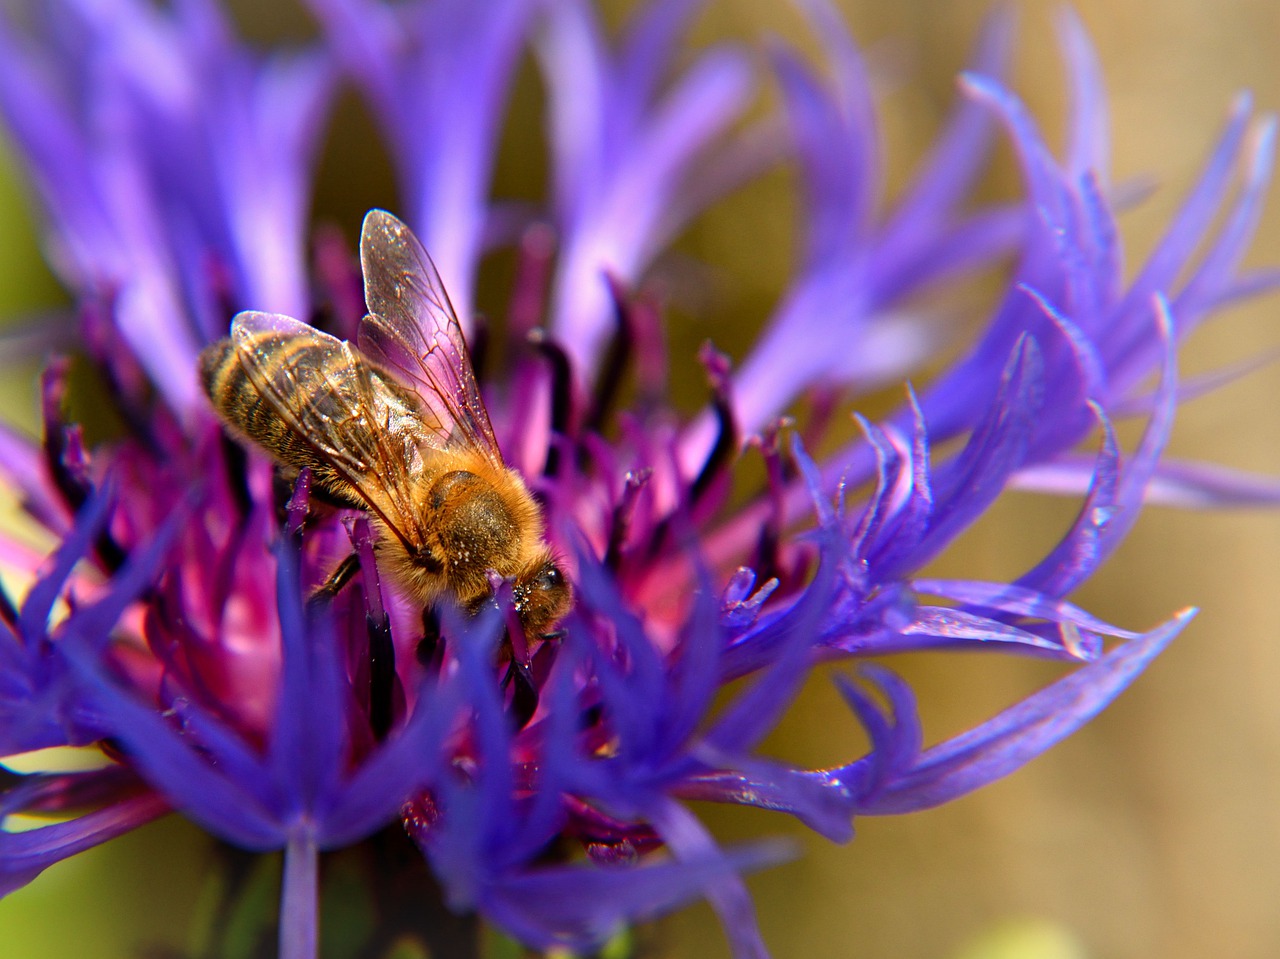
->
[[307, 552, 361, 609], [502, 657, 539, 730]]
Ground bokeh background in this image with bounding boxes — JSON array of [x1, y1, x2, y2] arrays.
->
[[2, 1, 1280, 957]]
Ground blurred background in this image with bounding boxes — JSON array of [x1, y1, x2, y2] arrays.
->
[[2, 1, 1280, 957]]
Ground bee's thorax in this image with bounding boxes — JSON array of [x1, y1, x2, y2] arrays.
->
[[424, 469, 520, 589]]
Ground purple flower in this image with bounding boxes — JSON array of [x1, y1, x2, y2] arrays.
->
[[0, 1, 1275, 957], [303, 0, 534, 327]]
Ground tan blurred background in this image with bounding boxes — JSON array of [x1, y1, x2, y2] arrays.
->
[[3, 1, 1280, 957]]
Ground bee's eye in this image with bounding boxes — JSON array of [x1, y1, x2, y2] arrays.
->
[[535, 563, 564, 592]]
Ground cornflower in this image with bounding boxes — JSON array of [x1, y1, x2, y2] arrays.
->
[[0, 1, 1276, 956]]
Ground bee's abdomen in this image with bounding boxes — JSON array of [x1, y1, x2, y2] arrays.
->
[[198, 336, 363, 507], [200, 336, 290, 450], [198, 337, 238, 409], [200, 338, 281, 446]]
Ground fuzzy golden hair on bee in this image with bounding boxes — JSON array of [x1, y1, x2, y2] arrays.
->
[[198, 209, 571, 639]]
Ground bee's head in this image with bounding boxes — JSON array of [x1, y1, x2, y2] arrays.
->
[[512, 554, 572, 640]]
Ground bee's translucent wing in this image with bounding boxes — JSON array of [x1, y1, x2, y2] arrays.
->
[[229, 311, 428, 549], [355, 210, 504, 467]]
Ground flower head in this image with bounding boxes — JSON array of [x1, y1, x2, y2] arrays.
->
[[0, 1, 1276, 956]]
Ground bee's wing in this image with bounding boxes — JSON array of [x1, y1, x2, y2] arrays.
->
[[229, 310, 427, 548], [355, 209, 504, 467]]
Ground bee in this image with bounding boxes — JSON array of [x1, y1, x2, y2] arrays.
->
[[199, 209, 571, 640]]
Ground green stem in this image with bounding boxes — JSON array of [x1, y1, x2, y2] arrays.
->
[[281, 830, 319, 959]]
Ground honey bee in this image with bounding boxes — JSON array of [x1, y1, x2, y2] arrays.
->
[[199, 209, 571, 639]]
